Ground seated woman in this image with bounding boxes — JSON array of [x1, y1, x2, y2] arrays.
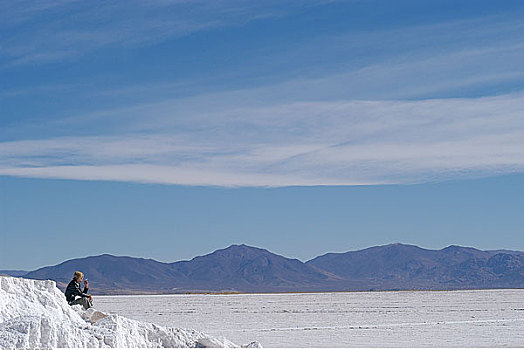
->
[[65, 271, 93, 309]]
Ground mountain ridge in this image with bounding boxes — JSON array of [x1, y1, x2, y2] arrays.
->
[[10, 243, 524, 294]]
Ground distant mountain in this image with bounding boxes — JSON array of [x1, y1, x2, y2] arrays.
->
[[24, 254, 188, 293], [20, 245, 341, 294], [0, 270, 28, 277], [307, 243, 524, 289], [487, 249, 524, 255], [169, 244, 341, 292], [11, 243, 524, 294]]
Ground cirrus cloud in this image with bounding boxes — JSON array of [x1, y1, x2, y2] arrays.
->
[[1, 93, 523, 187]]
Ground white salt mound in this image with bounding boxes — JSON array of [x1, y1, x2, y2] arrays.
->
[[0, 276, 262, 348]]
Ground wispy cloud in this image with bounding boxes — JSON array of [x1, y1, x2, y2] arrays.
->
[[2, 2, 524, 187], [1, 93, 523, 186], [6, 13, 522, 102], [0, 0, 332, 66]]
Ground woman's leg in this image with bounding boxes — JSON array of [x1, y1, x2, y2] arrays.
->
[[71, 296, 93, 309]]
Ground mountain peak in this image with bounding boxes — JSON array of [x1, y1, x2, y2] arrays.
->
[[443, 244, 464, 250], [365, 242, 427, 252], [441, 244, 482, 252], [384, 242, 418, 248], [225, 243, 259, 250], [15, 243, 524, 294], [215, 244, 269, 255], [90, 253, 117, 259]]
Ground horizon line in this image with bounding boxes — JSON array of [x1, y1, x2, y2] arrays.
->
[[4, 242, 522, 272]]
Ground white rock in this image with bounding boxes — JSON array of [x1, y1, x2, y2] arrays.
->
[[0, 276, 252, 348]]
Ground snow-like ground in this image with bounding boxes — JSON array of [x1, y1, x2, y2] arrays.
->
[[0, 277, 260, 348], [96, 289, 524, 347]]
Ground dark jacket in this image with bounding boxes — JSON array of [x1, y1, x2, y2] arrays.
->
[[65, 279, 89, 303]]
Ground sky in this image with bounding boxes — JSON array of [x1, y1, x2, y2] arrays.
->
[[1, 0, 524, 270]]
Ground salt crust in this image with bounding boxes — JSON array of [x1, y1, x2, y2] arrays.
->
[[0, 276, 261, 348]]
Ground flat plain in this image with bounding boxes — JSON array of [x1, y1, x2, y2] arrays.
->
[[96, 289, 524, 347]]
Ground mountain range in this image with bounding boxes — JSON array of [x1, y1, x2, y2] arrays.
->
[[2, 243, 523, 294]]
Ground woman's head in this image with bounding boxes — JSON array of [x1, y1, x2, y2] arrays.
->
[[73, 271, 84, 282]]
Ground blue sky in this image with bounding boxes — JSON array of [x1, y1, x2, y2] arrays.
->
[[1, 0, 524, 269]]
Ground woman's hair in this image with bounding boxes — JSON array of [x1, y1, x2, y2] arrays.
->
[[73, 271, 84, 280]]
